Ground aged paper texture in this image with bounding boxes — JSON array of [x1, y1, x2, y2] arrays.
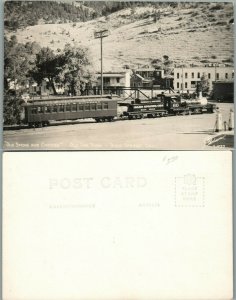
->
[[3, 151, 233, 300]]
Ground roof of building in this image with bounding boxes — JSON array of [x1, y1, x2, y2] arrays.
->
[[97, 73, 126, 78], [98, 73, 124, 78], [174, 66, 234, 70], [133, 74, 152, 82], [136, 68, 155, 72], [135, 74, 145, 80]]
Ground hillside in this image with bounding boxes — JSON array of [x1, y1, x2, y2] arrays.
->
[[6, 2, 234, 72], [4, 1, 151, 30]]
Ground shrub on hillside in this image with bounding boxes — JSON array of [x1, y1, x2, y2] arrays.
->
[[215, 21, 227, 26], [191, 11, 199, 17], [209, 3, 224, 11], [222, 57, 233, 63]]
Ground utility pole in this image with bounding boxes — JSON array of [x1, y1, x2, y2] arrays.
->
[[215, 63, 217, 82], [94, 30, 109, 95]]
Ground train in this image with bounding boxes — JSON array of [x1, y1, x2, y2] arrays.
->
[[21, 94, 216, 127]]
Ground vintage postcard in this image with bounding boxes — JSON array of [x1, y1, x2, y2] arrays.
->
[[3, 151, 233, 299], [3, 1, 234, 150]]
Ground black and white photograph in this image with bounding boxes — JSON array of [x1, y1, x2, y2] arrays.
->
[[3, 0, 234, 150], [2, 2, 234, 299]]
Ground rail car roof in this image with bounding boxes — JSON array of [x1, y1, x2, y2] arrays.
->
[[27, 94, 119, 102], [23, 97, 118, 106]]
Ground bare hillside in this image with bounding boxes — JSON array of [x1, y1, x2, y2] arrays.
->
[[8, 2, 234, 71]]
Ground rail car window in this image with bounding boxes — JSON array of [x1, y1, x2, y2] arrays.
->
[[85, 103, 90, 110], [97, 103, 102, 110], [45, 106, 51, 113], [31, 107, 37, 114], [91, 103, 96, 110], [52, 106, 57, 113], [72, 103, 77, 112], [66, 104, 71, 112], [103, 103, 108, 110], [38, 106, 43, 113], [59, 105, 64, 112], [79, 104, 84, 111]]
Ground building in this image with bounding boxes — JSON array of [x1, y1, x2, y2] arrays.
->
[[135, 68, 164, 80], [96, 71, 130, 90], [131, 68, 172, 88], [130, 73, 153, 87], [29, 80, 64, 96], [173, 66, 234, 92]]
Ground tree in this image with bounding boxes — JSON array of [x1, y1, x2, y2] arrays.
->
[[197, 74, 209, 95], [4, 36, 41, 124], [162, 55, 174, 76], [58, 44, 95, 96], [151, 55, 174, 75], [5, 36, 29, 90], [151, 58, 162, 69], [3, 92, 24, 125], [5, 36, 41, 90], [30, 47, 61, 95]]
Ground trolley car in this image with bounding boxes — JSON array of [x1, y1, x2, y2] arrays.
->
[[22, 95, 117, 127]]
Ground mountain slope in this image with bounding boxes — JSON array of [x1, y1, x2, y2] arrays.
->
[[6, 2, 234, 71]]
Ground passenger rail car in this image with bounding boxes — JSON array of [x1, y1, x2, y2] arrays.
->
[[22, 97, 117, 127]]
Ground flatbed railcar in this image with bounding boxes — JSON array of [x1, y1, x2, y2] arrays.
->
[[22, 95, 117, 127], [119, 100, 167, 119], [119, 95, 215, 119]]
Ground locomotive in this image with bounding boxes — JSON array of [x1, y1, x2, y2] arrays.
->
[[20, 94, 216, 127]]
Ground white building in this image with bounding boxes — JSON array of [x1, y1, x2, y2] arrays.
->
[[174, 66, 234, 92], [96, 71, 131, 89], [29, 79, 64, 95]]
